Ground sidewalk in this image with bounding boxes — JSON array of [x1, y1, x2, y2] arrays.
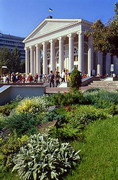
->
[[45, 87, 69, 94]]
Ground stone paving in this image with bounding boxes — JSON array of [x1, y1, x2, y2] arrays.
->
[[45, 86, 89, 94], [46, 87, 70, 94]]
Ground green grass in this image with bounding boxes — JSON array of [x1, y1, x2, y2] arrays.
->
[[64, 115, 118, 180]]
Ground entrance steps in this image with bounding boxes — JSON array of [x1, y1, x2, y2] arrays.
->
[[81, 80, 118, 92]]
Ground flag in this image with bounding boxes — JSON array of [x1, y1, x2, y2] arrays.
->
[[49, 8, 53, 12]]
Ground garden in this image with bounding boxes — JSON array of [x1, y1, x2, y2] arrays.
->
[[0, 87, 118, 180]]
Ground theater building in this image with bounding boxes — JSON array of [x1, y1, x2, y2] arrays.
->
[[23, 18, 118, 76]]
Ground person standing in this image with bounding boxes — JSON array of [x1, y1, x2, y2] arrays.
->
[[61, 70, 65, 82], [49, 71, 54, 87], [55, 72, 60, 87]]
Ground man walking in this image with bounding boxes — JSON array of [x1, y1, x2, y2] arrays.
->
[[49, 71, 54, 87]]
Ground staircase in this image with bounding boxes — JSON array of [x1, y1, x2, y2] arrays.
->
[[81, 80, 118, 92]]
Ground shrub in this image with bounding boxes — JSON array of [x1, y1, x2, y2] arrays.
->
[[0, 96, 21, 116], [12, 133, 80, 180], [109, 104, 118, 115], [0, 114, 5, 130], [49, 124, 82, 141], [83, 90, 118, 108], [70, 68, 82, 90], [0, 132, 29, 170], [49, 91, 84, 106], [5, 112, 38, 135], [84, 88, 100, 93], [41, 110, 67, 127], [69, 105, 109, 126], [49, 105, 109, 141], [15, 96, 48, 115]]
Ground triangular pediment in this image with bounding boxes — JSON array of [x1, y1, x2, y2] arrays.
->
[[24, 19, 81, 42]]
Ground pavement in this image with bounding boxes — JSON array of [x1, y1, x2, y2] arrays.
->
[[46, 87, 70, 94]]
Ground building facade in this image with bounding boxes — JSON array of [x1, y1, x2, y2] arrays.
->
[[0, 33, 25, 60], [23, 18, 118, 76]]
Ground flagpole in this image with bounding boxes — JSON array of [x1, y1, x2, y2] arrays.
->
[[48, 8, 53, 18]]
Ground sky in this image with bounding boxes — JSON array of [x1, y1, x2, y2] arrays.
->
[[0, 0, 117, 38]]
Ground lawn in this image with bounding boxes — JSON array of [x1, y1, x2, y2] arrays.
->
[[0, 90, 118, 180], [64, 115, 118, 180]]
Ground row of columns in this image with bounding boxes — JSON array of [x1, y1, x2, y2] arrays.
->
[[25, 32, 94, 76]]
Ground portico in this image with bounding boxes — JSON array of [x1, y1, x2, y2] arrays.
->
[[23, 18, 117, 77]]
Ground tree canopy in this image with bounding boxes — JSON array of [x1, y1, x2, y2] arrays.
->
[[88, 2, 118, 56], [0, 47, 24, 73]]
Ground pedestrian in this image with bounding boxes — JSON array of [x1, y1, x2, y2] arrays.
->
[[39, 74, 42, 82], [61, 70, 65, 82], [34, 73, 38, 83], [55, 71, 60, 87], [49, 71, 54, 87], [11, 73, 16, 83], [5, 74, 10, 84], [28, 73, 33, 83]]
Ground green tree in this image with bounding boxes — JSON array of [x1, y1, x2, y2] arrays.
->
[[114, 2, 118, 15], [0, 47, 22, 73], [19, 60, 25, 73], [70, 68, 82, 90], [88, 3, 118, 56], [0, 48, 12, 70], [11, 48, 21, 72]]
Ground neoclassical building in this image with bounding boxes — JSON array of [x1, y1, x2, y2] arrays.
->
[[23, 18, 118, 76]]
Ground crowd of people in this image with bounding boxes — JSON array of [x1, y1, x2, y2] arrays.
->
[[0, 70, 70, 87], [0, 70, 91, 87]]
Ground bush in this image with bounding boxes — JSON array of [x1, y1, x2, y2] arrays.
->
[[48, 91, 84, 106], [5, 112, 38, 135], [83, 90, 118, 108], [41, 110, 67, 126], [70, 68, 82, 90], [12, 133, 80, 180], [84, 88, 100, 93], [15, 96, 48, 115], [109, 104, 118, 115], [0, 132, 29, 170], [49, 124, 82, 141], [69, 105, 109, 126], [49, 105, 109, 141], [0, 96, 21, 116], [0, 114, 5, 130]]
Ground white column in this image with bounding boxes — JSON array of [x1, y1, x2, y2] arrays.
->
[[30, 46, 34, 76], [50, 40, 55, 72], [34, 50, 36, 76], [58, 37, 64, 73], [113, 56, 117, 74], [78, 31, 84, 72], [106, 53, 111, 76], [88, 36, 93, 76], [25, 47, 29, 75], [68, 34, 74, 71], [42, 42, 47, 75], [36, 45, 41, 75], [97, 51, 103, 76]]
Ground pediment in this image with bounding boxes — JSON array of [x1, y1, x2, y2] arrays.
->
[[24, 19, 80, 42]]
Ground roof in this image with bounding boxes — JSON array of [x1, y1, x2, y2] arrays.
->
[[23, 18, 93, 43]]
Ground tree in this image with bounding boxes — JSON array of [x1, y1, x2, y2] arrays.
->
[[88, 3, 118, 56], [0, 48, 12, 69], [0, 47, 22, 73], [11, 48, 21, 72], [70, 68, 82, 90]]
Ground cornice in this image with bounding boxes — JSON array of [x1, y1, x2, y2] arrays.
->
[[24, 22, 80, 43], [23, 19, 92, 43]]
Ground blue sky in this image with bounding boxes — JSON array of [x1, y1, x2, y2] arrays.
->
[[0, 0, 117, 38]]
